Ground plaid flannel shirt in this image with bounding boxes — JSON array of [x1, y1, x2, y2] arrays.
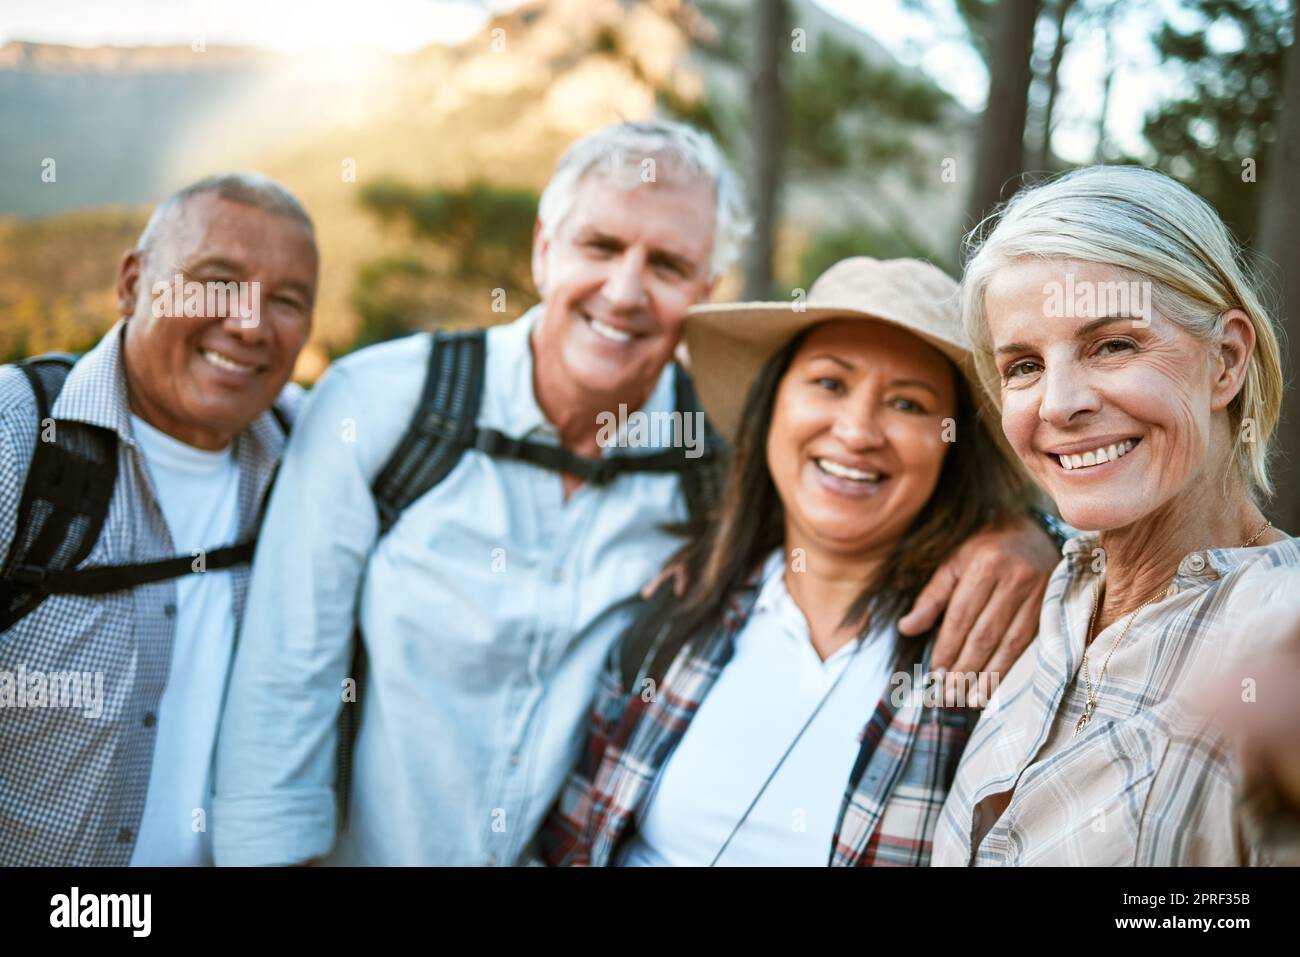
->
[[538, 568, 977, 867], [0, 322, 296, 865], [934, 533, 1300, 866]]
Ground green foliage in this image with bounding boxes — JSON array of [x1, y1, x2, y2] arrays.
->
[[784, 35, 948, 181], [797, 222, 944, 291], [1142, 0, 1294, 243], [663, 4, 952, 184], [350, 180, 539, 348], [346, 256, 436, 354], [0, 210, 142, 363]]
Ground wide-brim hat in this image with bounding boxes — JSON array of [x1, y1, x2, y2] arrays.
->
[[685, 256, 1003, 448]]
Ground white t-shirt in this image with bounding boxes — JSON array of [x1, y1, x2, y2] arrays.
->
[[619, 548, 896, 867], [128, 414, 240, 867]]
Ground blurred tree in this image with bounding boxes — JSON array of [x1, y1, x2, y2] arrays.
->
[[350, 179, 539, 349], [1028, 0, 1077, 173], [1143, 0, 1294, 244], [672, 0, 953, 290], [348, 257, 437, 353], [1260, 0, 1300, 528], [797, 221, 938, 290], [743, 0, 787, 300], [964, 0, 1041, 239]]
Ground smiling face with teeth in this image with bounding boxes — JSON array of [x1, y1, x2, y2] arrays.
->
[[529, 168, 718, 428], [766, 319, 957, 560], [986, 258, 1254, 532], [118, 191, 317, 450]]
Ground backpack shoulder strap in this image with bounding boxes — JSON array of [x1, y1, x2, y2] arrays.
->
[[617, 577, 679, 692], [370, 329, 486, 537], [672, 363, 727, 526], [0, 353, 119, 633]]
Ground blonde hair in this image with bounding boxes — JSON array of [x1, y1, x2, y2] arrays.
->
[[960, 164, 1284, 500]]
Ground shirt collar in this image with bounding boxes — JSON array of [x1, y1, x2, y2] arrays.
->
[[1062, 528, 1294, 587], [751, 548, 791, 616], [748, 547, 869, 663], [487, 303, 679, 444], [487, 304, 551, 437], [50, 319, 288, 469], [50, 319, 136, 445]]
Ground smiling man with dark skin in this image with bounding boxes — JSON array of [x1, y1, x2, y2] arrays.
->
[[211, 121, 1061, 868], [120, 187, 317, 449], [0, 172, 316, 866]]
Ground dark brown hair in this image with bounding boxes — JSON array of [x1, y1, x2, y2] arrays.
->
[[659, 324, 1030, 674]]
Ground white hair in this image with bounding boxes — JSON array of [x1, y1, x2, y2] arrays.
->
[[960, 164, 1284, 500], [137, 171, 314, 256], [537, 120, 750, 278]]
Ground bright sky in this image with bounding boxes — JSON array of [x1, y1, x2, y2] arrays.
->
[[0, 0, 1191, 162]]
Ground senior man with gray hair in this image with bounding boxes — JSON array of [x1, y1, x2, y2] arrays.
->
[[211, 120, 1060, 867], [0, 172, 319, 865]]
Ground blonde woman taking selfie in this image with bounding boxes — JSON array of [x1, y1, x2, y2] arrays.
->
[[935, 165, 1300, 866]]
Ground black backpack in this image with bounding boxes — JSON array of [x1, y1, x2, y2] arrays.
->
[[0, 354, 291, 633]]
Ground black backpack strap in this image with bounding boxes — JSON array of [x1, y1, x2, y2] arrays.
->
[[470, 427, 691, 485], [9, 541, 256, 596], [671, 364, 726, 525], [371, 336, 727, 531], [1, 354, 291, 634], [0, 354, 118, 633], [616, 577, 679, 692], [371, 329, 487, 536], [269, 402, 291, 438]]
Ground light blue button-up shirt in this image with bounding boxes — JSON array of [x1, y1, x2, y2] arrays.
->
[[212, 308, 689, 865]]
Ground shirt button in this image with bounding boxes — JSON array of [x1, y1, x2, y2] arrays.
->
[[509, 751, 521, 767], [1184, 554, 1206, 573], [142, 712, 157, 728], [117, 827, 133, 844], [485, 853, 498, 866], [163, 603, 177, 617], [550, 568, 563, 584]]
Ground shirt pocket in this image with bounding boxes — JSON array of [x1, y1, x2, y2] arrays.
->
[[1008, 718, 1170, 866]]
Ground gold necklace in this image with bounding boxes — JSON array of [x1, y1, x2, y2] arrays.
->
[[1073, 518, 1272, 738]]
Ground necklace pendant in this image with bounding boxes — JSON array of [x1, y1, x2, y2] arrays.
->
[[1074, 707, 1093, 737]]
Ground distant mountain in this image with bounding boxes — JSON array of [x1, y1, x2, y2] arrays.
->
[[0, 0, 975, 373]]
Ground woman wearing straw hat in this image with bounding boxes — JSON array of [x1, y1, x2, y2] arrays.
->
[[536, 256, 1033, 867], [933, 165, 1300, 866]]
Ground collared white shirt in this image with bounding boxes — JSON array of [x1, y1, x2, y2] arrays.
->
[[213, 307, 692, 866], [620, 548, 896, 867]]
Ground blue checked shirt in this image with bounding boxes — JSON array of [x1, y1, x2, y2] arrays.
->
[[211, 307, 692, 866], [0, 321, 294, 865]]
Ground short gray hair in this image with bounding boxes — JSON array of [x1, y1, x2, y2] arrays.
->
[[537, 120, 750, 278], [137, 171, 315, 255]]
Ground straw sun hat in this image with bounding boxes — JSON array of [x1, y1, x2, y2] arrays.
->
[[683, 256, 1000, 446]]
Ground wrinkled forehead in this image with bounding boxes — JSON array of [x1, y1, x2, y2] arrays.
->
[[984, 257, 1165, 342]]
